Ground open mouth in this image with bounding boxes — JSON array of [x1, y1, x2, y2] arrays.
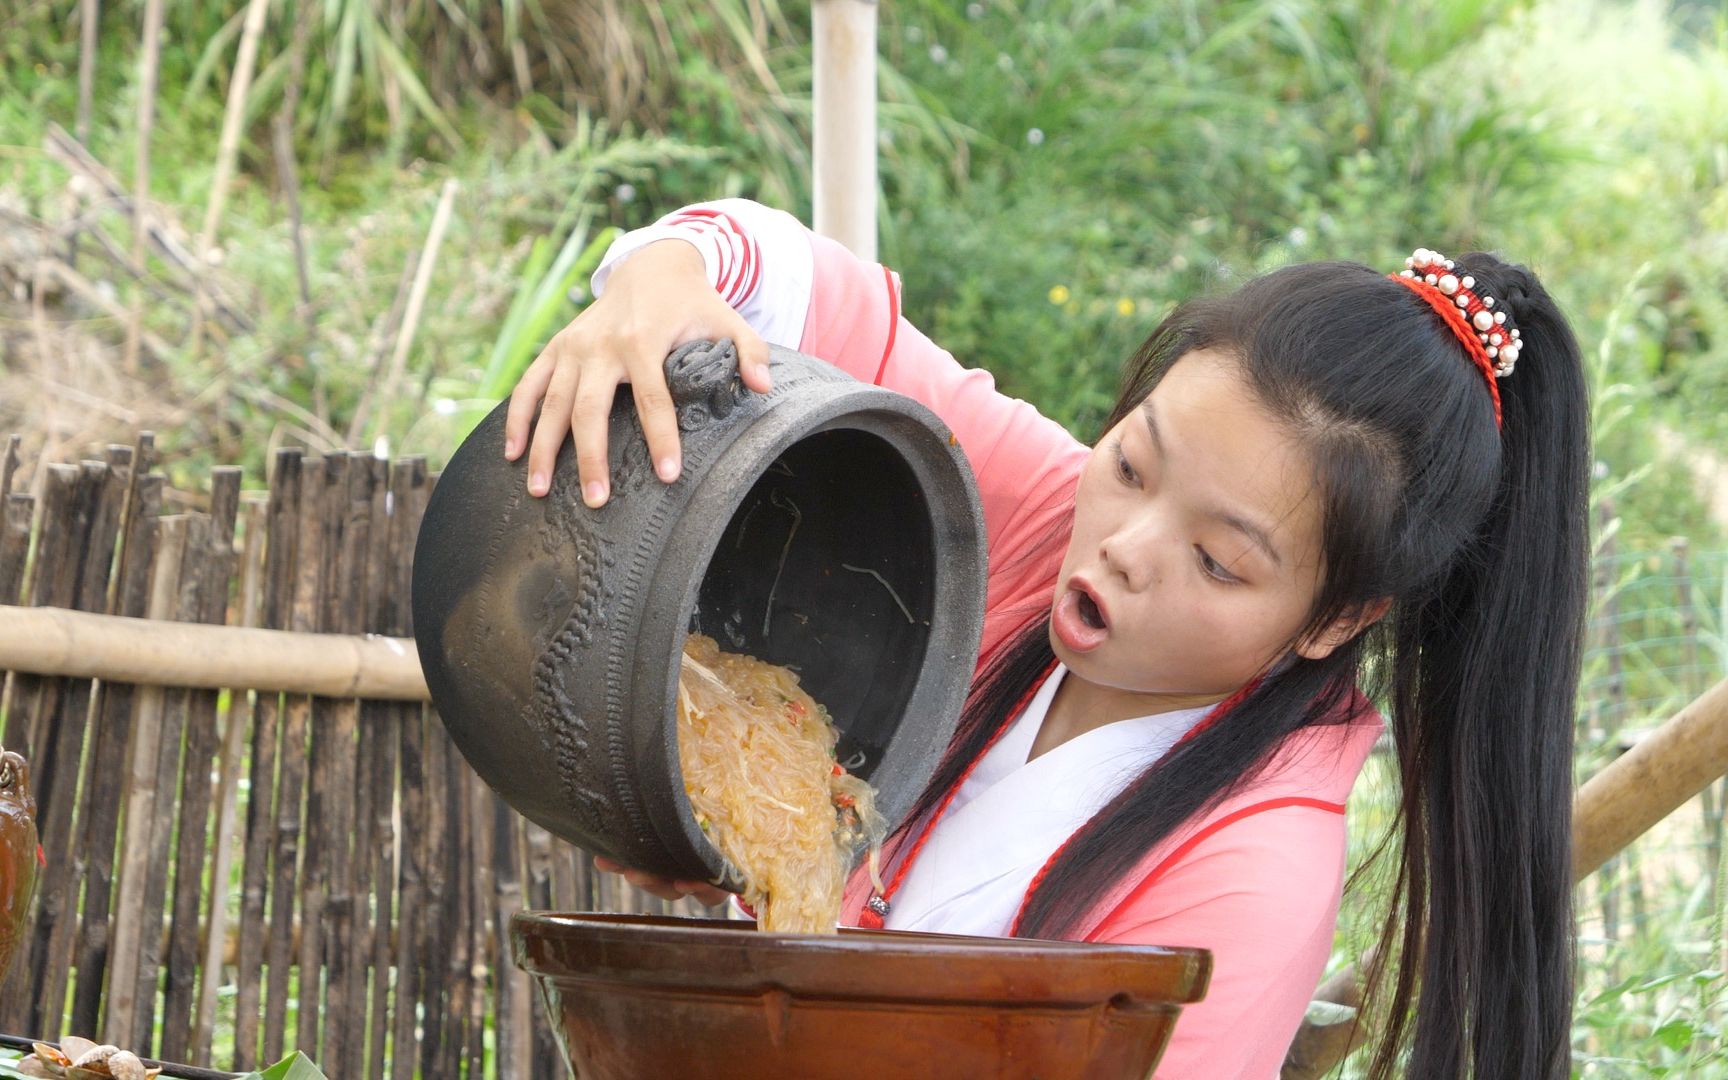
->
[[1052, 583, 1109, 653], [1076, 590, 1106, 630]]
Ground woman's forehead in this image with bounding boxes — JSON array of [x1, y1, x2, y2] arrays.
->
[[1127, 353, 1326, 571]]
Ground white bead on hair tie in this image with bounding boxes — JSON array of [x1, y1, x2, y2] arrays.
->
[[1391, 247, 1523, 380], [1387, 246, 1527, 428]]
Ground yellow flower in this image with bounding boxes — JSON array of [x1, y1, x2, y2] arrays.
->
[[1116, 298, 1136, 317], [1048, 284, 1071, 305]]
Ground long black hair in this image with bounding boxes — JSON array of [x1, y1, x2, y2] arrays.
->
[[894, 255, 1588, 1078]]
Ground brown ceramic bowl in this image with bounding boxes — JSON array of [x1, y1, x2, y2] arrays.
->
[[512, 912, 1211, 1080]]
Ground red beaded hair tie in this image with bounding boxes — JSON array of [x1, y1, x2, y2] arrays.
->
[[1388, 247, 1521, 428]]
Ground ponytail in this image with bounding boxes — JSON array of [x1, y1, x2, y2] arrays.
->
[[1370, 256, 1587, 1078]]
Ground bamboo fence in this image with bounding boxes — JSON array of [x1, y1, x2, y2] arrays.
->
[[0, 436, 703, 1078]]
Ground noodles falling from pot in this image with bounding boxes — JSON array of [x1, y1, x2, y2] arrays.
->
[[677, 633, 885, 933]]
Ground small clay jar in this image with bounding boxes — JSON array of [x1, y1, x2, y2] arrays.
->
[[0, 749, 38, 984], [413, 340, 987, 887]]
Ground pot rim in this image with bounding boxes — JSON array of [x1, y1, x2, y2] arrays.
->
[[636, 376, 987, 888]]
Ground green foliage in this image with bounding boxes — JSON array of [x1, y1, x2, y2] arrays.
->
[[877, 0, 1592, 433], [252, 1052, 330, 1080]]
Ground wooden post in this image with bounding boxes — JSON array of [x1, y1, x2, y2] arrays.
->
[[103, 513, 186, 1045], [356, 456, 396, 1080], [159, 470, 240, 1061], [13, 461, 112, 1036], [266, 455, 323, 1063], [234, 451, 302, 1070], [390, 462, 431, 1080], [126, 513, 198, 1053], [812, 0, 878, 261], [70, 444, 156, 1036], [193, 493, 267, 1060]]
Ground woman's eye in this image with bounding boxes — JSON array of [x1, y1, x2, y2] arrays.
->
[[1197, 547, 1241, 584], [1113, 444, 1138, 485]]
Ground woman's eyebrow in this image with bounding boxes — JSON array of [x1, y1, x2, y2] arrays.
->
[[1216, 509, 1284, 569], [1139, 399, 1164, 457]]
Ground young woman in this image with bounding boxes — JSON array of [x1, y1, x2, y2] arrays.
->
[[503, 200, 1588, 1078]]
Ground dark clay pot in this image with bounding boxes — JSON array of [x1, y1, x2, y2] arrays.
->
[[413, 340, 988, 887], [513, 912, 1211, 1079], [0, 750, 37, 985]]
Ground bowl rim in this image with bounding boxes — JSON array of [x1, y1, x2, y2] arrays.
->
[[510, 910, 1212, 1006]]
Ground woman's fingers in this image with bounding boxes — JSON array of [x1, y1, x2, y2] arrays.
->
[[593, 857, 732, 906], [673, 881, 733, 907], [506, 237, 773, 500], [622, 869, 687, 903], [570, 367, 621, 507], [734, 323, 774, 396], [625, 353, 683, 485], [504, 347, 558, 461], [525, 357, 582, 497]]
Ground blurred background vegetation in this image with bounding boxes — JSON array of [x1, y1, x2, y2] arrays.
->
[[2, 0, 1726, 1074]]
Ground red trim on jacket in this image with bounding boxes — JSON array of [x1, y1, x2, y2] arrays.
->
[[872, 266, 899, 386], [1087, 796, 1348, 938]]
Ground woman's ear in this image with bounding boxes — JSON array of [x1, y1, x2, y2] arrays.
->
[[1295, 597, 1393, 661]]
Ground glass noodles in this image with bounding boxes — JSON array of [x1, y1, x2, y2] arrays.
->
[[677, 633, 885, 933]]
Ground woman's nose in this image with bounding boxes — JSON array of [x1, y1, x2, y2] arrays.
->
[[1099, 514, 1166, 592]]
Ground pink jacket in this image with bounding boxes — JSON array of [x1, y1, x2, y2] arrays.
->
[[602, 203, 1386, 1078]]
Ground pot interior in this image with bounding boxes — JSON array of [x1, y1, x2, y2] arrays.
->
[[692, 426, 936, 783]]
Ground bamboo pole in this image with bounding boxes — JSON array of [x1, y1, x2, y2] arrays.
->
[[359, 180, 458, 446], [125, 0, 166, 375], [190, 0, 272, 357], [75, 0, 100, 147], [232, 452, 301, 1070], [159, 474, 241, 1060], [0, 604, 426, 700], [69, 447, 154, 1036], [14, 462, 110, 1035], [192, 494, 267, 1059], [1574, 674, 1728, 878], [295, 455, 345, 1063], [198, 0, 272, 255], [262, 454, 321, 1065], [104, 514, 189, 1046], [1283, 673, 1728, 1079], [811, 0, 878, 261]]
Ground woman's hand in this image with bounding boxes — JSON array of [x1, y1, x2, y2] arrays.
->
[[503, 239, 773, 506], [592, 855, 733, 907]]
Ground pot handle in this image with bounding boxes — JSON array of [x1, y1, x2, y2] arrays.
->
[[664, 339, 747, 428], [0, 751, 25, 797]]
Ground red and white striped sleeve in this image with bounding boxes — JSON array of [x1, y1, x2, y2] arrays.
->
[[591, 198, 813, 351]]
